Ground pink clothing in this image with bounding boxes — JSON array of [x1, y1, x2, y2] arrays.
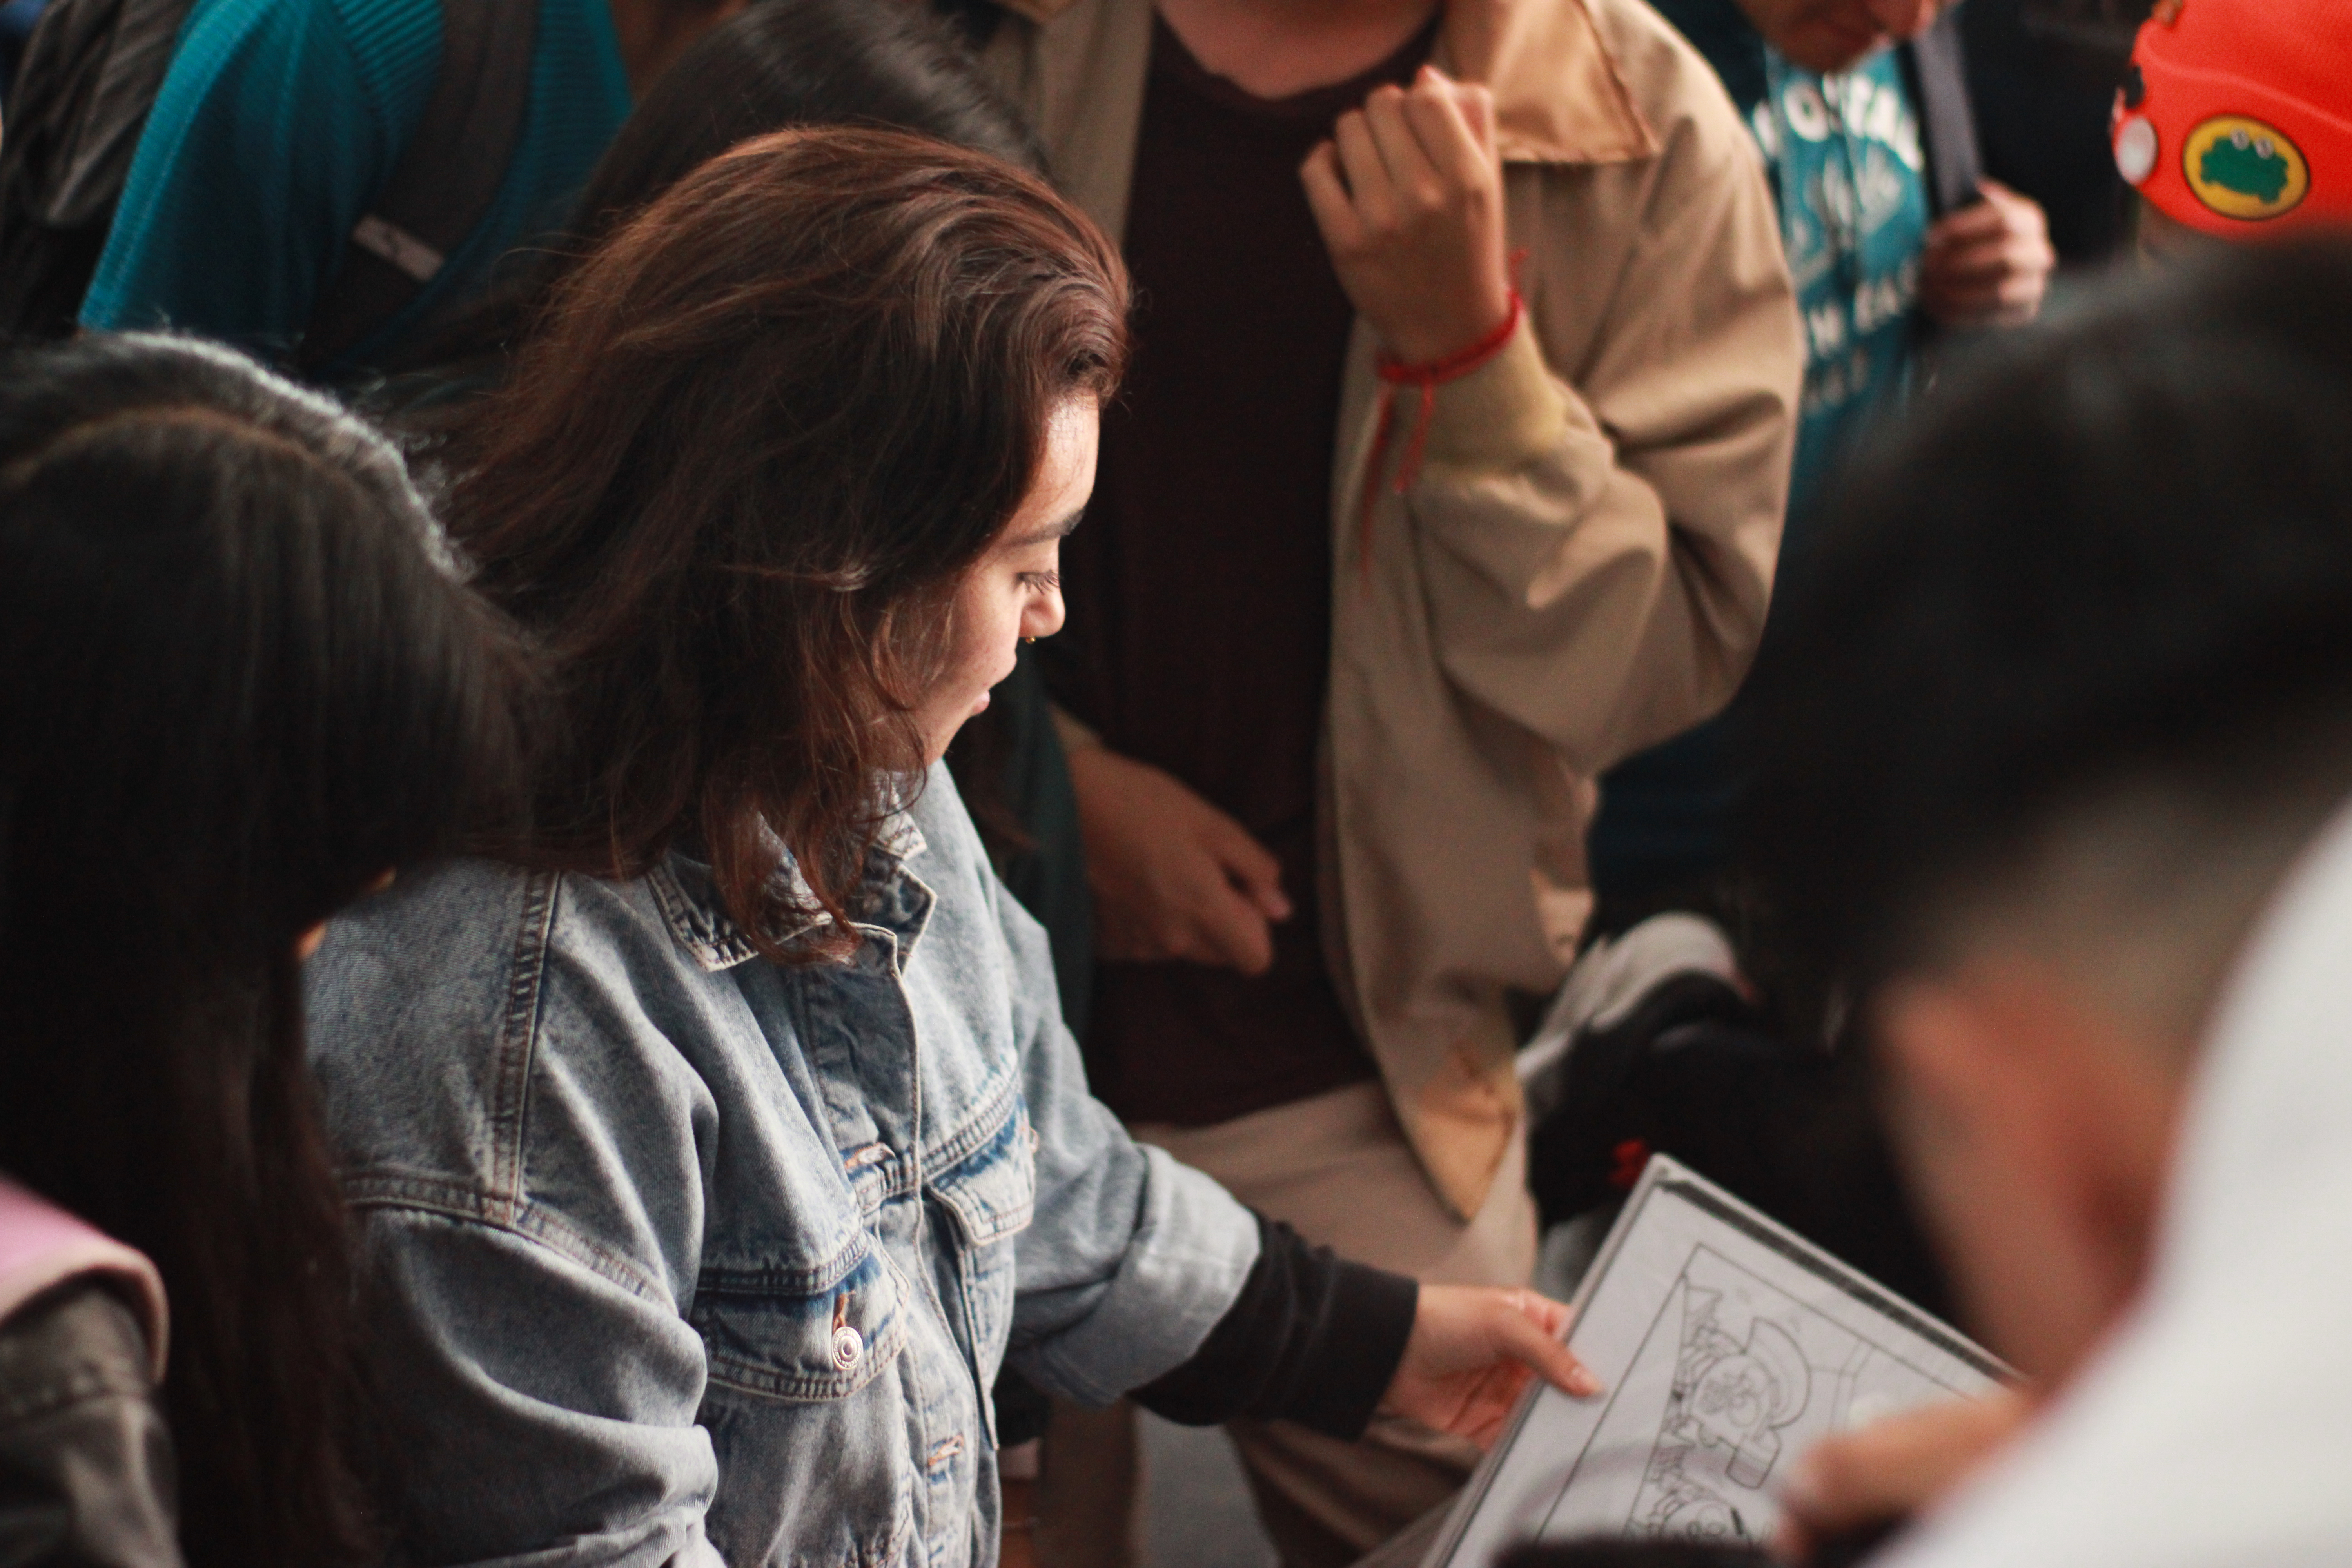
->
[[0, 1178, 167, 1379]]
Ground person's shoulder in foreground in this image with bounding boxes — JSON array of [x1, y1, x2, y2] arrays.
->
[[1744, 237, 2352, 1567]]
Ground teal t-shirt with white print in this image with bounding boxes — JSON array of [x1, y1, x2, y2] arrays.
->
[[1750, 47, 1932, 548]]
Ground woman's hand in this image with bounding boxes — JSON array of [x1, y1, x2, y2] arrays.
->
[[1301, 66, 1514, 366], [1380, 1286, 1601, 1449], [1773, 1388, 2034, 1562], [1920, 180, 2054, 327], [1066, 745, 1292, 975]]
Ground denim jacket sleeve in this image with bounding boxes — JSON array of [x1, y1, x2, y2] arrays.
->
[[347, 1210, 726, 1566], [955, 790, 1260, 1407]]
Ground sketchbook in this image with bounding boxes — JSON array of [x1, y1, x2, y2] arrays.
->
[[1424, 1156, 2008, 1566]]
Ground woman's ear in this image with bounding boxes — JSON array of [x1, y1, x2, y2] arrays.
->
[[299, 870, 396, 961]]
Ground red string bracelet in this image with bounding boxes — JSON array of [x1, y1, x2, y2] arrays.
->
[[1357, 287, 1525, 578]]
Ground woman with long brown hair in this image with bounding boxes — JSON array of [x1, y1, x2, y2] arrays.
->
[[0, 334, 523, 1566], [306, 126, 1594, 1564]]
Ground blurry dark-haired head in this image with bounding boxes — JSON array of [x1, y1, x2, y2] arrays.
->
[[390, 0, 1038, 387], [577, 0, 1039, 222], [1743, 240, 2352, 1384], [0, 334, 523, 1567]]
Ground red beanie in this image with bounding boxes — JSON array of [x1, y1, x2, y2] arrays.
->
[[2112, 0, 2352, 238]]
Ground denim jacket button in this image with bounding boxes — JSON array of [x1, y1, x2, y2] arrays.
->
[[831, 1323, 865, 1370]]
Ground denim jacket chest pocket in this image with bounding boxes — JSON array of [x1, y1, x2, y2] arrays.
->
[[690, 1239, 910, 1404], [685, 1131, 926, 1566], [925, 1095, 1036, 1381]]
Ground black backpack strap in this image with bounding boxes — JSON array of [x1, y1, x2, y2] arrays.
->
[[296, 0, 536, 376], [1904, 9, 1985, 219]]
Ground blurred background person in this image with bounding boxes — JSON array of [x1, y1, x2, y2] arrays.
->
[[1962, 0, 2143, 267], [972, 0, 1804, 1560], [382, 0, 1042, 407], [1592, 0, 2056, 915], [0, 334, 522, 1566], [0, 0, 748, 376], [2109, 0, 2352, 259]]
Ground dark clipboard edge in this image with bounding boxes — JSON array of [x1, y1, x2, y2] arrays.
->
[[1421, 1154, 2011, 1568]]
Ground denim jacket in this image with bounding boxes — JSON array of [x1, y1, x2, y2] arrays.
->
[[305, 766, 1259, 1568]]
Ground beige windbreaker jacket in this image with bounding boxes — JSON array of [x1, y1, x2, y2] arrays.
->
[[984, 0, 1802, 1221]]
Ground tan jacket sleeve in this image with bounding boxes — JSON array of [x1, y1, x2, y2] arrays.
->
[[1399, 83, 1800, 780]]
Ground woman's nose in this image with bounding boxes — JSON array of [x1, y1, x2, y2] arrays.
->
[[1024, 587, 1066, 641]]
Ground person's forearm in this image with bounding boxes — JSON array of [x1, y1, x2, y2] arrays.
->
[[1130, 1214, 1418, 1438]]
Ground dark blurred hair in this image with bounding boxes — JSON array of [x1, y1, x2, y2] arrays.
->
[[395, 0, 1038, 377], [1744, 239, 2352, 989], [0, 335, 523, 1568], [453, 126, 1126, 960]]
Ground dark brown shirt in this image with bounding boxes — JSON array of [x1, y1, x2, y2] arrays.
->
[[1045, 15, 1435, 1127]]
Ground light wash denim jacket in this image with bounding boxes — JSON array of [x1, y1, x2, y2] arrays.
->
[[306, 766, 1259, 1568]]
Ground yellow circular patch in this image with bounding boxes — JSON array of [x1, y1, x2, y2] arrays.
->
[[2183, 116, 2310, 220]]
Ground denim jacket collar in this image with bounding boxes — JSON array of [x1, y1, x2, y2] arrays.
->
[[647, 815, 931, 973]]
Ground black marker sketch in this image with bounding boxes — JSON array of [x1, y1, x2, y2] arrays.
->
[[1534, 1246, 1958, 1546]]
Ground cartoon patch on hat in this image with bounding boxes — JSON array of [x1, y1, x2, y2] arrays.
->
[[2183, 117, 2310, 221]]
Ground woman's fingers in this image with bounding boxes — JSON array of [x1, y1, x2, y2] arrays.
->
[[1384, 1287, 1603, 1450], [1301, 65, 1511, 361], [1332, 109, 1401, 232], [1453, 74, 1498, 156], [1299, 140, 1362, 250], [1494, 1292, 1602, 1397], [1403, 70, 1492, 191], [1191, 884, 1278, 975], [1361, 83, 1446, 213], [1068, 745, 1285, 974], [1205, 818, 1292, 924]]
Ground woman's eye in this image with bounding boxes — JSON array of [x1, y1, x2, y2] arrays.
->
[[1018, 569, 1061, 592]]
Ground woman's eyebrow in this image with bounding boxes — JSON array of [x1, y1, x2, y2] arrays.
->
[[1003, 507, 1085, 549]]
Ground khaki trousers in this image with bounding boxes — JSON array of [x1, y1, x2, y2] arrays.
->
[[1133, 1082, 1538, 1568]]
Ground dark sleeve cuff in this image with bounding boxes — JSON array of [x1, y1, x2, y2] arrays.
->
[[1129, 1213, 1419, 1440]]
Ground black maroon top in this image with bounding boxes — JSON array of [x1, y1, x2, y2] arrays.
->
[[1044, 14, 1436, 1129]]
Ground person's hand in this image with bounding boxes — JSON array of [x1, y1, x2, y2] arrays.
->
[[1301, 65, 1513, 366], [1380, 1286, 1601, 1449], [1773, 1388, 2034, 1562], [1920, 181, 2054, 328], [1065, 744, 1292, 974]]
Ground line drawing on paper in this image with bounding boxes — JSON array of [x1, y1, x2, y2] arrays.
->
[[1532, 1245, 1961, 1548]]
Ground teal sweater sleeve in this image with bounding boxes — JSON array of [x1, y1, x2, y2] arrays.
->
[[78, 0, 430, 358]]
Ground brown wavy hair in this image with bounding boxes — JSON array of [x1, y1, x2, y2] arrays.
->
[[452, 126, 1127, 957]]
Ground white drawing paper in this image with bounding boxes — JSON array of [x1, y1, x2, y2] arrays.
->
[[1426, 1156, 2007, 1567]]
